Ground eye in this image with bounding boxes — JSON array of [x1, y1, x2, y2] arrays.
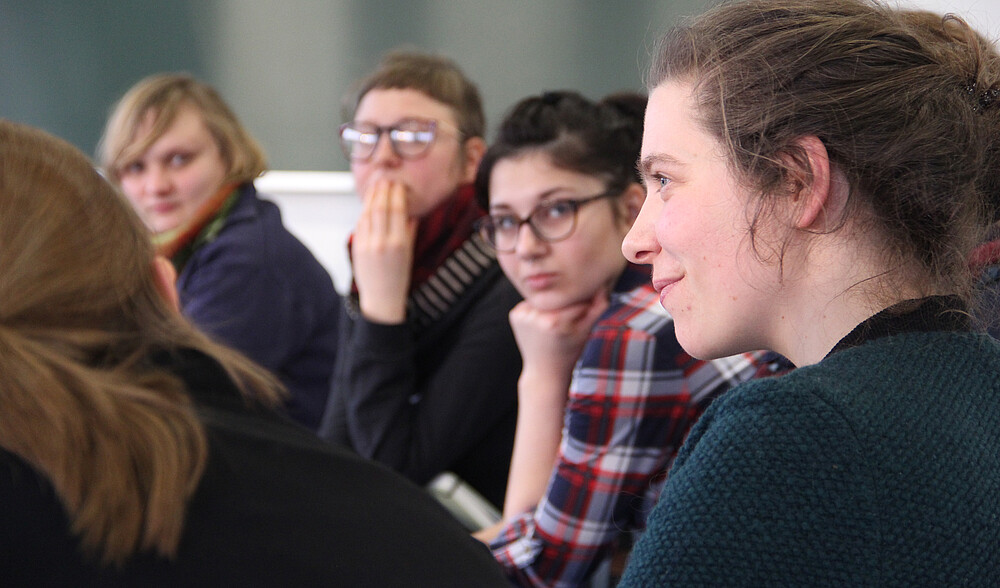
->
[[343, 126, 378, 146], [492, 214, 520, 231], [392, 129, 432, 145], [168, 152, 193, 167], [655, 174, 671, 189], [541, 200, 576, 220], [120, 161, 144, 176]]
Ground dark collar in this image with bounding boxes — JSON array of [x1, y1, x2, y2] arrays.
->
[[149, 347, 249, 412], [826, 295, 971, 358]]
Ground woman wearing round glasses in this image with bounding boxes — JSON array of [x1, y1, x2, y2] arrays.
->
[[319, 50, 522, 512], [471, 90, 766, 586]]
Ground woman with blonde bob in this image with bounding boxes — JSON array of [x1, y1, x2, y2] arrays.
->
[[619, 0, 1000, 584], [99, 73, 340, 431], [0, 119, 509, 585]]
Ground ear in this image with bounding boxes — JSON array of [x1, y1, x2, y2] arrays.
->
[[621, 183, 645, 225], [460, 136, 488, 184], [788, 136, 833, 230], [152, 255, 181, 313]]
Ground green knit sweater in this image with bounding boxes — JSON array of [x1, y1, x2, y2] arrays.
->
[[621, 330, 1000, 587]]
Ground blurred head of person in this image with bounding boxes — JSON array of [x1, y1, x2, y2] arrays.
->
[[98, 73, 267, 234], [339, 49, 487, 218], [2, 119, 278, 566]]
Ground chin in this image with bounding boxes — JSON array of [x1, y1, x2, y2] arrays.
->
[[673, 323, 721, 361], [521, 292, 568, 312], [527, 290, 594, 312], [151, 220, 180, 234]]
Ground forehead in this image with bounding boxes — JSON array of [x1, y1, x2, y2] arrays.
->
[[354, 88, 458, 126], [489, 152, 605, 206], [641, 80, 721, 169], [135, 105, 210, 147]]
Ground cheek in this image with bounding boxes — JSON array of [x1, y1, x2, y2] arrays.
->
[[119, 179, 143, 203], [180, 165, 223, 204], [497, 254, 518, 281], [350, 162, 373, 193]]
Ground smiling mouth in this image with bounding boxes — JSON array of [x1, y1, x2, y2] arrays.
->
[[652, 276, 680, 293]]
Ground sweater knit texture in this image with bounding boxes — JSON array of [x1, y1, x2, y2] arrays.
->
[[621, 329, 1000, 586]]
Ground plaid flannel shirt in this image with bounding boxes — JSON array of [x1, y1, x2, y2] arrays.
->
[[490, 264, 764, 587]]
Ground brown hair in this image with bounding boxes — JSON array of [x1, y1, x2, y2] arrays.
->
[[649, 0, 1000, 303], [475, 90, 646, 224], [0, 119, 281, 566], [98, 73, 267, 185], [342, 49, 486, 140]]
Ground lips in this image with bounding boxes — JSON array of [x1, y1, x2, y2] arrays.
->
[[652, 275, 681, 306], [651, 276, 680, 292], [150, 201, 179, 215], [523, 272, 558, 290]]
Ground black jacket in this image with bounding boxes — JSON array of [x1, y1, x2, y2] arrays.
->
[[1, 348, 508, 586], [320, 235, 522, 509]]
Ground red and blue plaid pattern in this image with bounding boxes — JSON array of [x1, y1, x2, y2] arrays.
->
[[490, 264, 765, 587]]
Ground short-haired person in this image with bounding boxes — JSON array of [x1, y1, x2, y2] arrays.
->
[[0, 119, 509, 585], [319, 50, 522, 510], [619, 0, 1000, 584], [472, 90, 765, 586], [99, 73, 340, 431]]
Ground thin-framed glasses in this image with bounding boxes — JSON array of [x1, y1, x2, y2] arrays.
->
[[476, 188, 621, 253], [339, 118, 443, 161]]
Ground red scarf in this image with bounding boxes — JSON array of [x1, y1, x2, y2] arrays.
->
[[349, 184, 484, 295]]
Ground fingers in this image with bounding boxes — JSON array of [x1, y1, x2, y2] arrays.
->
[[356, 179, 413, 245], [351, 179, 415, 323]]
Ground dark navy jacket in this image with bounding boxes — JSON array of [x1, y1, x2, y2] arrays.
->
[[177, 183, 340, 430]]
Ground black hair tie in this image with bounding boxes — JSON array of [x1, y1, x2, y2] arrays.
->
[[966, 81, 1000, 112]]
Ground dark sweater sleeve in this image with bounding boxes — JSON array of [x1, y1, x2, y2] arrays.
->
[[620, 379, 880, 587], [321, 272, 521, 492]]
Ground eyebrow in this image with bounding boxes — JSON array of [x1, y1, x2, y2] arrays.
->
[[638, 153, 683, 176], [636, 153, 683, 188], [489, 187, 576, 211]]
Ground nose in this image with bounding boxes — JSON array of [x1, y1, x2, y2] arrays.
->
[[622, 192, 659, 264], [513, 220, 548, 259], [145, 164, 172, 196], [369, 132, 401, 166]]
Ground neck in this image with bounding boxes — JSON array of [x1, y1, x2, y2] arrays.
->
[[766, 231, 926, 367]]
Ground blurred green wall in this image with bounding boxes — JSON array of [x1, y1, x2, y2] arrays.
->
[[1, 0, 713, 171]]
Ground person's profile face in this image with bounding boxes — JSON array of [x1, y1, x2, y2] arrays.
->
[[118, 105, 229, 234], [488, 152, 630, 311], [623, 79, 776, 360], [349, 88, 474, 219]]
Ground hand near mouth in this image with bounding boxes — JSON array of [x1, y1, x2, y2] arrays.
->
[[352, 178, 418, 324]]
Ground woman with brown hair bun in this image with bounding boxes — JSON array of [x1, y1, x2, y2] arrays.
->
[[620, 0, 1000, 584]]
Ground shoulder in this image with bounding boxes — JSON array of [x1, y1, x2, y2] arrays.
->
[[606, 280, 673, 332], [184, 187, 334, 291], [580, 281, 680, 370], [190, 410, 509, 584]]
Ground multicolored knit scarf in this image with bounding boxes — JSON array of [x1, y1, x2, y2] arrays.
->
[[152, 182, 241, 272]]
